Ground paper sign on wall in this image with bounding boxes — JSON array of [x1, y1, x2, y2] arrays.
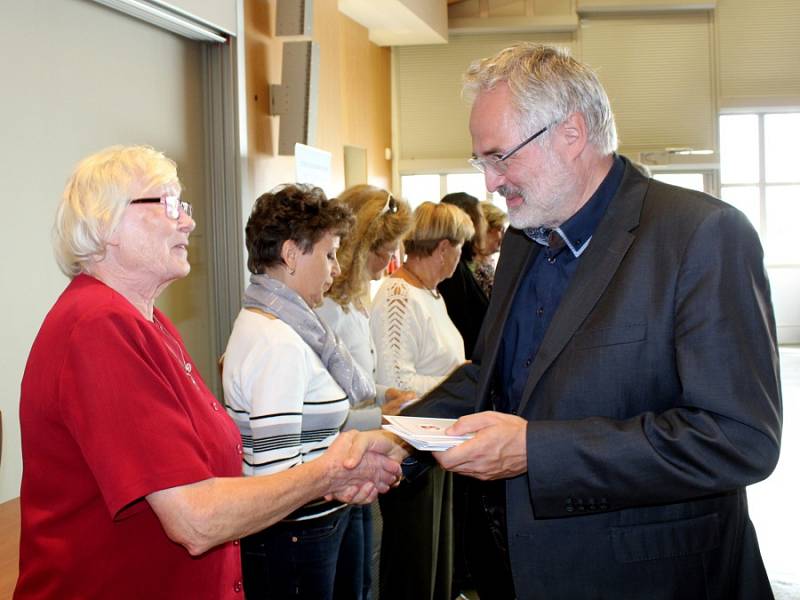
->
[[294, 143, 332, 197]]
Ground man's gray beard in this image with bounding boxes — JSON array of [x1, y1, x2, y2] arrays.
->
[[506, 195, 545, 230]]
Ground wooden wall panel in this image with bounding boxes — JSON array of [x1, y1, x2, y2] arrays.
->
[[245, 0, 392, 200]]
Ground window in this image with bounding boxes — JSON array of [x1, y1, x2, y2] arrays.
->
[[400, 173, 496, 210], [652, 173, 706, 193], [445, 173, 487, 203], [720, 112, 800, 265], [400, 174, 440, 210]]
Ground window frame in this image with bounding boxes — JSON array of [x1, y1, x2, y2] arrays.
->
[[720, 110, 800, 267]]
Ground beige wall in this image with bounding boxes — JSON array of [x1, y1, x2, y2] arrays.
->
[[244, 0, 393, 207], [0, 0, 210, 503], [399, 0, 800, 163]]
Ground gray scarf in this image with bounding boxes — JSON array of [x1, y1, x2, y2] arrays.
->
[[243, 273, 375, 406]]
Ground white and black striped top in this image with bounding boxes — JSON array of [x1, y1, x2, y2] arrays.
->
[[222, 309, 349, 517]]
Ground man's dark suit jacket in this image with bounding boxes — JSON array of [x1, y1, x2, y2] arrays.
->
[[406, 162, 782, 599]]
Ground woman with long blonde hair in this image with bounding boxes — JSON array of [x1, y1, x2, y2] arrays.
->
[[315, 185, 415, 599]]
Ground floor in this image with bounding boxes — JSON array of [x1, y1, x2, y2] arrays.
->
[[750, 345, 800, 598]]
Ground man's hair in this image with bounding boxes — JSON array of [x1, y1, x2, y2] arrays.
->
[[326, 185, 412, 309], [463, 42, 618, 155], [53, 145, 181, 277], [403, 202, 475, 258], [245, 183, 353, 274]]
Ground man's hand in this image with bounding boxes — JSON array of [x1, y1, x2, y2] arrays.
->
[[433, 411, 528, 480], [323, 431, 406, 504]]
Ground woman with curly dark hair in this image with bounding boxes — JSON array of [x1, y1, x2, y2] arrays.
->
[[222, 184, 384, 599]]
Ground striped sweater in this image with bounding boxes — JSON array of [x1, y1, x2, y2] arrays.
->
[[222, 309, 349, 479]]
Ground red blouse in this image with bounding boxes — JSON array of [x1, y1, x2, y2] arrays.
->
[[15, 275, 244, 599]]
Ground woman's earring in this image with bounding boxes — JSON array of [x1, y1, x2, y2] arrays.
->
[[288, 266, 296, 276]]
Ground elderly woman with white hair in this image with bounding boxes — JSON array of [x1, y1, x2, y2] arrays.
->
[[15, 145, 402, 600]]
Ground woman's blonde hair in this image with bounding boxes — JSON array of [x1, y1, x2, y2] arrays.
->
[[404, 202, 475, 258], [327, 185, 412, 309], [53, 145, 181, 277], [480, 201, 508, 231]]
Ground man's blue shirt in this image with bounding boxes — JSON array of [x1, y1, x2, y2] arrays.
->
[[496, 155, 626, 413]]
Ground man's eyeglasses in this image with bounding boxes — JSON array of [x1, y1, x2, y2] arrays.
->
[[130, 195, 192, 220], [468, 125, 549, 176]]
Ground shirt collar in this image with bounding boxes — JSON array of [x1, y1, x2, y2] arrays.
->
[[525, 154, 625, 257]]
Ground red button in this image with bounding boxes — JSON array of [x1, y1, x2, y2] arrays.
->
[[234, 580, 242, 592]]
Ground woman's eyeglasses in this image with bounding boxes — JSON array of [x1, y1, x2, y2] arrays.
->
[[130, 195, 192, 220], [380, 193, 398, 215]]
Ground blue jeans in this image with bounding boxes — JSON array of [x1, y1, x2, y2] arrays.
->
[[352, 504, 374, 600], [241, 505, 364, 600]]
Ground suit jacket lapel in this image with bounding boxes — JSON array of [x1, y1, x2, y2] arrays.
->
[[517, 168, 648, 415]]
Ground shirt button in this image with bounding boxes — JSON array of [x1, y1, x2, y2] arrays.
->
[[233, 539, 240, 546], [536, 307, 544, 317], [211, 402, 219, 411], [234, 580, 242, 593], [524, 358, 532, 367], [291, 536, 299, 543], [236, 444, 243, 455], [547, 256, 556, 264]]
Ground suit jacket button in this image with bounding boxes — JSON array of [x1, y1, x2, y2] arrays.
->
[[566, 506, 574, 513]]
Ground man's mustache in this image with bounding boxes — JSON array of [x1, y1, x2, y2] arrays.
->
[[498, 185, 523, 200]]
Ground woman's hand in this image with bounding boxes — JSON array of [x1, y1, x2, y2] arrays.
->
[[382, 388, 418, 415], [323, 431, 405, 503]]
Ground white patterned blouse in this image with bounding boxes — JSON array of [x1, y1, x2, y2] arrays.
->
[[369, 277, 465, 396]]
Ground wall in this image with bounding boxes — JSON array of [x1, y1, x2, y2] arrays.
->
[[0, 0, 209, 502], [163, 0, 238, 33], [244, 0, 393, 210], [397, 0, 800, 161]]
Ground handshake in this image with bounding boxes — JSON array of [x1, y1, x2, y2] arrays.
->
[[321, 430, 410, 504], [319, 409, 532, 504]]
